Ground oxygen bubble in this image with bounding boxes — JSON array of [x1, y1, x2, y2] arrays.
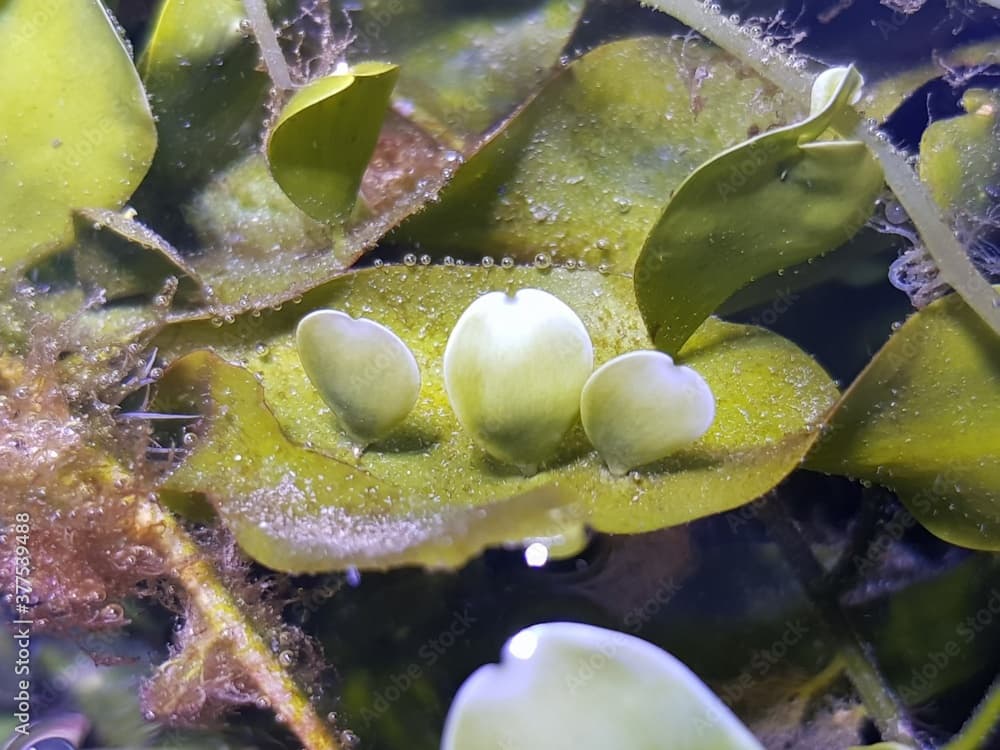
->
[[296, 310, 421, 446], [885, 201, 908, 224], [481, 256, 495, 268], [373, 258, 384, 268], [581, 351, 715, 475], [443, 256, 455, 266], [443, 289, 594, 474], [419, 254, 432, 266], [403, 253, 417, 267], [501, 256, 515, 269], [533, 252, 552, 270]]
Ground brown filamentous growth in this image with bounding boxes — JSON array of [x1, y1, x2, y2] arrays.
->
[[0, 339, 165, 632]]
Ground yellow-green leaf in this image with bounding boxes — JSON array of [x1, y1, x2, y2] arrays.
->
[[634, 66, 884, 354], [395, 37, 801, 268], [157, 349, 576, 573], [267, 62, 399, 223], [137, 0, 270, 201], [0, 0, 156, 272], [919, 88, 1000, 220], [806, 290, 1000, 550], [72, 208, 209, 305], [153, 265, 838, 571], [353, 0, 584, 143]]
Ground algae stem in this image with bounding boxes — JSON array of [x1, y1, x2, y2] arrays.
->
[[243, 0, 295, 90], [134, 497, 341, 750], [849, 112, 1000, 335], [758, 495, 928, 749], [943, 673, 1000, 750], [641, 0, 1000, 338]]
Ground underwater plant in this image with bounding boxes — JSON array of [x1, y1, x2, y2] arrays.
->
[[1, 1, 999, 749]]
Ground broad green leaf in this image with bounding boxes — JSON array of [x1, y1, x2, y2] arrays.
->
[[267, 62, 399, 223], [137, 0, 270, 201], [634, 66, 884, 354], [442, 622, 763, 750], [353, 0, 584, 144], [72, 208, 209, 305], [0, 0, 156, 272], [806, 290, 1000, 550], [153, 265, 837, 572], [156, 349, 576, 573], [394, 37, 801, 268], [919, 89, 1000, 219]]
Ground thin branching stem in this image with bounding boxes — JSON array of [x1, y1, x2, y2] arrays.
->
[[641, 0, 1000, 338], [134, 497, 341, 750], [944, 674, 1000, 750], [244, 0, 295, 90], [758, 495, 928, 748]]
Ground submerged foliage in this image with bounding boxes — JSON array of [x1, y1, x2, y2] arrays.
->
[[1, 0, 999, 749]]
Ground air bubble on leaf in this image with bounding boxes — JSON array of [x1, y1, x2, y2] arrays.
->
[[533, 252, 552, 270], [581, 351, 715, 476], [885, 200, 908, 224], [296, 310, 421, 447], [403, 253, 417, 266], [441, 622, 763, 749], [443, 289, 594, 474]]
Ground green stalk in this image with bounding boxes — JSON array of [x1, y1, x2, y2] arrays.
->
[[134, 498, 341, 750], [641, 0, 1000, 337], [243, 0, 295, 90], [943, 674, 1000, 750], [757, 496, 927, 748]]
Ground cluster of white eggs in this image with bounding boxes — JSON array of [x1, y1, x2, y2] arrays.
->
[[296, 288, 715, 475]]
